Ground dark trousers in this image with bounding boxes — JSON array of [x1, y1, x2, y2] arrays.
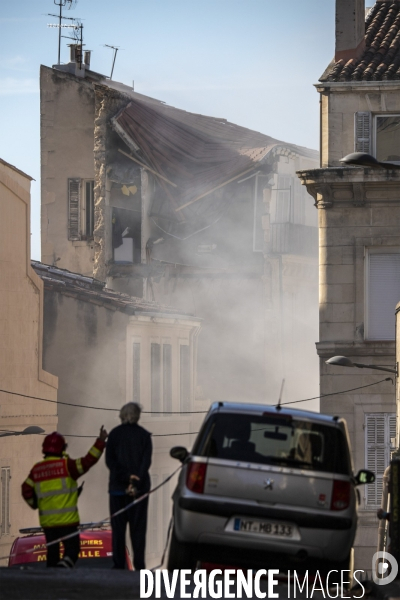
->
[[44, 526, 80, 567], [110, 494, 149, 570]]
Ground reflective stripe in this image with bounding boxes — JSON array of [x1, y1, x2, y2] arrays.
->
[[75, 458, 84, 475], [25, 478, 34, 487], [39, 506, 77, 516], [35, 477, 76, 499], [89, 445, 101, 459]]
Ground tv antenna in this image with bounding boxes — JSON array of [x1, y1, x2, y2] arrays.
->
[[48, 0, 77, 65], [104, 45, 120, 79], [276, 378, 285, 410]]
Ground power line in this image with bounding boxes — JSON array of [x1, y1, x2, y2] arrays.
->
[[0, 377, 392, 416]]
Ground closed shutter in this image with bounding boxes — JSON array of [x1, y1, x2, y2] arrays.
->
[[1, 468, 11, 536], [132, 342, 140, 403], [275, 175, 292, 223], [365, 414, 395, 507], [180, 345, 191, 412], [68, 178, 81, 241], [163, 344, 172, 414], [355, 112, 371, 153], [367, 252, 400, 340], [151, 343, 161, 413], [389, 415, 397, 458]]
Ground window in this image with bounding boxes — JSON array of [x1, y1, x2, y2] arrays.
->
[[151, 341, 172, 414], [365, 414, 396, 508], [375, 115, 400, 163], [67, 179, 95, 240], [180, 344, 191, 412], [1, 467, 11, 536], [365, 248, 400, 340], [83, 180, 95, 238], [355, 112, 400, 162], [132, 342, 140, 403]]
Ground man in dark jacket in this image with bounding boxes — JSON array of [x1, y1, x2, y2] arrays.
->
[[105, 402, 152, 570]]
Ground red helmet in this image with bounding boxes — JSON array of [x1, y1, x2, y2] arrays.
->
[[42, 432, 66, 455]]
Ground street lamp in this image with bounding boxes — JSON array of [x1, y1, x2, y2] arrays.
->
[[0, 426, 45, 438], [339, 152, 400, 170], [326, 355, 398, 376]]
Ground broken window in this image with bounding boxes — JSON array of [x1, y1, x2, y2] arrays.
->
[[110, 179, 142, 264]]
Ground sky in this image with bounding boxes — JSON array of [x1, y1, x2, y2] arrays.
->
[[0, 0, 338, 260]]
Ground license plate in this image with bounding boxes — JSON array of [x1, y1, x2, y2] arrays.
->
[[227, 517, 299, 539]]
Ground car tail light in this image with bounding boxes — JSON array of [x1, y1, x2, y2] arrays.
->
[[330, 479, 351, 510], [186, 462, 207, 494]]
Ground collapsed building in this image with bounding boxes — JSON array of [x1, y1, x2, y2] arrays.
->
[[41, 52, 319, 406]]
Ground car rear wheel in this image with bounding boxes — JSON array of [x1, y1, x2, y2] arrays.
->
[[167, 527, 197, 571]]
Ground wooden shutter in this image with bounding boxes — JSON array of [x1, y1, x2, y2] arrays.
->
[[180, 345, 191, 412], [355, 112, 371, 153], [151, 343, 161, 413], [132, 342, 140, 403], [68, 178, 81, 241], [1, 468, 11, 535], [367, 252, 400, 340], [365, 414, 395, 508], [162, 344, 172, 414]]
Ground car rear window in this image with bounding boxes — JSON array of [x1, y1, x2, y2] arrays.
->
[[193, 413, 351, 475]]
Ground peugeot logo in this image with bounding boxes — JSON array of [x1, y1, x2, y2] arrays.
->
[[264, 478, 274, 490]]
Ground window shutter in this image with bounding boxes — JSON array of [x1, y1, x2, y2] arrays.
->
[[68, 178, 81, 241], [163, 344, 172, 414], [367, 252, 400, 340], [1, 468, 10, 536], [365, 414, 395, 508], [180, 345, 191, 412], [355, 112, 371, 153], [132, 342, 140, 403], [151, 343, 161, 413]]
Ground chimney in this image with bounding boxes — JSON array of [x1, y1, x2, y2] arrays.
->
[[335, 0, 365, 62]]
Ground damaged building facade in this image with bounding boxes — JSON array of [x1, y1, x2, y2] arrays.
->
[[298, 0, 400, 573], [41, 56, 319, 406]]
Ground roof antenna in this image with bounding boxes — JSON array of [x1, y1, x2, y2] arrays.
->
[[48, 0, 77, 65], [104, 44, 119, 79], [276, 378, 285, 411]]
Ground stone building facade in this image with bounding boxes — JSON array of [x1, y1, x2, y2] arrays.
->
[[298, 0, 400, 573], [0, 159, 58, 564]]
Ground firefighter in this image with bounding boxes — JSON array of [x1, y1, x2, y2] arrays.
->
[[22, 426, 108, 568]]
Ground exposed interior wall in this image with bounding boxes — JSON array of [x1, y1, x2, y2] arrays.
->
[[0, 160, 58, 565]]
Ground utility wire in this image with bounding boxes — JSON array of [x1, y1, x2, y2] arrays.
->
[[0, 378, 392, 440], [0, 377, 392, 419]]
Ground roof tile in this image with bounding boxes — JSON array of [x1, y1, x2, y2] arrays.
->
[[321, 1, 400, 82]]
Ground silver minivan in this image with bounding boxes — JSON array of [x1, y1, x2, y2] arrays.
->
[[168, 402, 374, 573]]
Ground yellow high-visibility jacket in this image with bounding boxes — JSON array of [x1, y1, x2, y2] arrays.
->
[[22, 438, 105, 528]]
